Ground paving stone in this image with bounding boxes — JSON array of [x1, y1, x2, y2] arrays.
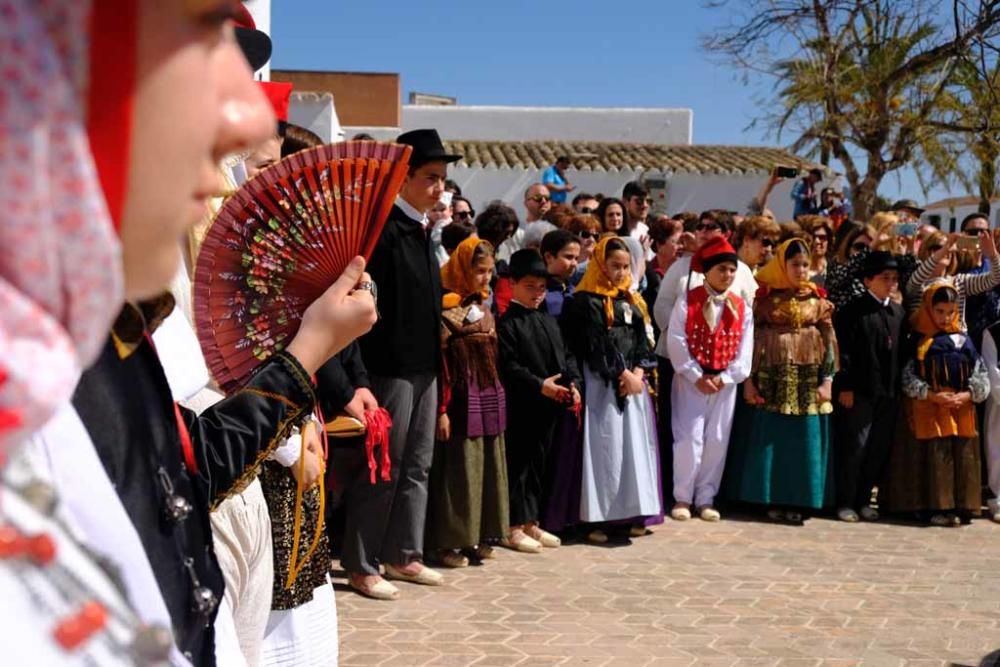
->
[[335, 517, 1000, 664]]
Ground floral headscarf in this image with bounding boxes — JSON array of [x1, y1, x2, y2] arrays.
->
[[441, 236, 493, 309], [0, 0, 134, 449], [755, 238, 819, 294], [575, 236, 636, 328], [911, 278, 962, 338]]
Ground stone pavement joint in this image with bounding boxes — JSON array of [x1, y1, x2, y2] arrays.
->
[[336, 518, 1000, 665]]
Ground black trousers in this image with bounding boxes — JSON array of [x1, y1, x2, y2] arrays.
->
[[836, 395, 898, 510], [326, 439, 395, 576]]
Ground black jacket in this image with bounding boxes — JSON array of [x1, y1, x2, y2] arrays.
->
[[498, 302, 580, 399], [74, 331, 314, 665], [360, 204, 442, 377], [833, 293, 906, 398], [315, 341, 370, 416]]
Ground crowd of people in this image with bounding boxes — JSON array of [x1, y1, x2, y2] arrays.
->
[[4, 2, 1000, 667]]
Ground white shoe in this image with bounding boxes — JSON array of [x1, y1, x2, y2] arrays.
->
[[988, 498, 1000, 522], [671, 505, 692, 521], [384, 563, 444, 586], [859, 506, 879, 522], [837, 508, 859, 523], [698, 507, 721, 522]]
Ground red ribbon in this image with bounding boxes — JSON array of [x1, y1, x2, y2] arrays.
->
[[363, 408, 393, 484]]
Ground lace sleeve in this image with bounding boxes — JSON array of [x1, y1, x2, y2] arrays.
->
[[901, 359, 929, 400], [969, 358, 991, 403]]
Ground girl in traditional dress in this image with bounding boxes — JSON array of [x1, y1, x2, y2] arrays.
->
[[562, 237, 661, 544], [884, 281, 989, 526], [724, 239, 837, 524], [426, 237, 510, 567]]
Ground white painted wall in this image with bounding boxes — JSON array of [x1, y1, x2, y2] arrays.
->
[[402, 106, 693, 144], [245, 0, 271, 81], [922, 202, 1000, 233], [447, 166, 799, 222], [289, 92, 344, 143]]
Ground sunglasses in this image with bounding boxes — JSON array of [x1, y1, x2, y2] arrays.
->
[[812, 234, 829, 241], [579, 207, 594, 214], [527, 195, 551, 203], [966, 228, 988, 236], [696, 222, 720, 232], [578, 232, 600, 240], [455, 210, 475, 220], [850, 242, 869, 251], [927, 244, 944, 253], [761, 238, 776, 248]]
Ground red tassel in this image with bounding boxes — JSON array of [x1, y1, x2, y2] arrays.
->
[[364, 408, 393, 484]]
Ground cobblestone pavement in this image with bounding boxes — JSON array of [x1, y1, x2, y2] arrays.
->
[[335, 516, 1000, 666]]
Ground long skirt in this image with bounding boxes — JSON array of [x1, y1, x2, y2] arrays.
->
[[425, 434, 510, 550], [579, 365, 662, 523], [722, 408, 833, 510], [883, 401, 982, 513], [541, 411, 584, 533], [260, 577, 338, 667]]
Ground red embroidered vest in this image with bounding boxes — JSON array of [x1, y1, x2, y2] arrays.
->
[[685, 286, 745, 372]]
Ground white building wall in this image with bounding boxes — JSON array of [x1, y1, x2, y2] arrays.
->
[[449, 167, 798, 222], [288, 93, 344, 143], [922, 203, 1000, 233], [402, 106, 693, 144]]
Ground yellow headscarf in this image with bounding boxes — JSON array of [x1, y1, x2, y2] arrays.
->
[[576, 236, 635, 328], [440, 236, 493, 309], [911, 278, 962, 339], [754, 238, 818, 293]]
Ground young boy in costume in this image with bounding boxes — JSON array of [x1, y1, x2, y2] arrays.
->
[[666, 237, 752, 521], [498, 250, 581, 551]]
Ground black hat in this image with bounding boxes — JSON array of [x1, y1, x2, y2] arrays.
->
[[891, 198, 925, 215], [234, 5, 272, 73], [509, 249, 549, 280], [396, 129, 462, 167], [862, 250, 899, 278]]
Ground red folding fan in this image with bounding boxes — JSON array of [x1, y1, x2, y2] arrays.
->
[[194, 140, 412, 393]]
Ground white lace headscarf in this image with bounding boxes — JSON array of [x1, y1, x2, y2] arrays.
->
[[0, 0, 126, 450]]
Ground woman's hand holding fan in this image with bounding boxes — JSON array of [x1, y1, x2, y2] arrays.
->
[[194, 140, 412, 392], [285, 256, 377, 376]]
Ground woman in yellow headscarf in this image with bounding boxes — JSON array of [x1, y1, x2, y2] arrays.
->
[[722, 238, 837, 524], [426, 236, 510, 567], [883, 279, 989, 526], [562, 237, 661, 544]]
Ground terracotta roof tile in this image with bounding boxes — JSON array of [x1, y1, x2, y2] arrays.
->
[[442, 140, 822, 175]]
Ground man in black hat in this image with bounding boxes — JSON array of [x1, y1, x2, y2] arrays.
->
[[832, 250, 906, 524], [359, 129, 461, 592], [891, 198, 925, 223]]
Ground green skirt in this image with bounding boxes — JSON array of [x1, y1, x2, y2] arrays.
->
[[425, 434, 510, 550], [722, 407, 834, 510]]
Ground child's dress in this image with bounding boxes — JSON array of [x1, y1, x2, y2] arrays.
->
[[884, 281, 989, 515], [562, 238, 661, 524], [723, 240, 838, 510], [425, 237, 510, 551]]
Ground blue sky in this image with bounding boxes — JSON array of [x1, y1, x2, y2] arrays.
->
[[272, 1, 951, 203]]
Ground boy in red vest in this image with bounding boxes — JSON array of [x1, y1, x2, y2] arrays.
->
[[666, 237, 753, 521]]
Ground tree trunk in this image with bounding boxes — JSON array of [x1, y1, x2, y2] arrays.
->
[[852, 174, 882, 221], [977, 140, 997, 216]]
